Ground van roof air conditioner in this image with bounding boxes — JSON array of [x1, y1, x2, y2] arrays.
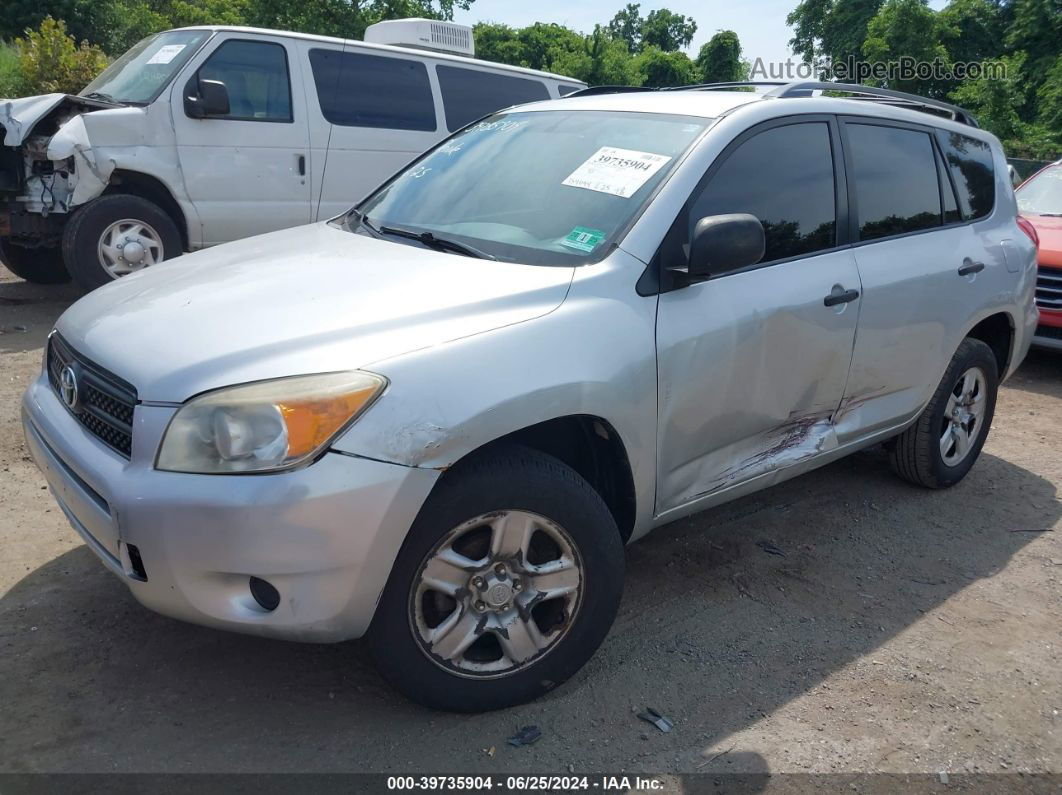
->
[[363, 18, 475, 57]]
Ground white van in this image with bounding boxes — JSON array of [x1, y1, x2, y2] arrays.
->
[[0, 21, 585, 289]]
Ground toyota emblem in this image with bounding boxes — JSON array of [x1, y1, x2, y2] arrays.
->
[[59, 365, 79, 411]]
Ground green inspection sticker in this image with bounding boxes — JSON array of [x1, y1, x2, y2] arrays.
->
[[561, 227, 605, 254]]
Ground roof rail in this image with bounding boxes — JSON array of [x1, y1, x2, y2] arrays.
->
[[763, 81, 979, 127], [564, 85, 657, 97], [565, 80, 979, 128]]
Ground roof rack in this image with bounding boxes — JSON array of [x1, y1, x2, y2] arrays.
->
[[692, 80, 979, 127], [565, 80, 979, 128]]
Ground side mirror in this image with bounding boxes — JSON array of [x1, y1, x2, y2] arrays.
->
[[686, 213, 765, 279], [185, 78, 230, 118]]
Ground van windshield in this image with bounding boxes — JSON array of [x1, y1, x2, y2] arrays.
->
[[352, 110, 709, 265], [80, 30, 210, 105]]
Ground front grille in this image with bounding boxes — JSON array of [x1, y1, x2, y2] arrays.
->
[[1036, 265, 1062, 312], [47, 334, 137, 458], [1036, 324, 1062, 341]]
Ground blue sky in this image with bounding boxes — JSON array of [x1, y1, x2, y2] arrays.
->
[[455, 0, 950, 67]]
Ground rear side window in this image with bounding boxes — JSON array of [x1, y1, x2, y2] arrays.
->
[[308, 48, 436, 131], [196, 40, 292, 122], [437, 65, 550, 131], [938, 132, 995, 220], [684, 122, 837, 264], [847, 124, 941, 241], [559, 84, 583, 96]]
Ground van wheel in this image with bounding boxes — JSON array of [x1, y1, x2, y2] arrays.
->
[[368, 445, 624, 712], [0, 238, 70, 284], [62, 194, 182, 292], [889, 338, 998, 489]]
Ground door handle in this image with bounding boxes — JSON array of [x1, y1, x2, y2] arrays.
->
[[958, 258, 985, 276], [296, 154, 306, 176], [823, 288, 860, 307]]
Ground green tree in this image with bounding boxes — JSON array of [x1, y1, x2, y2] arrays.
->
[[1006, 0, 1062, 79], [14, 16, 109, 95], [695, 30, 747, 83], [516, 22, 585, 72], [863, 0, 950, 96], [950, 51, 1027, 141], [640, 8, 696, 51], [607, 3, 643, 51], [787, 0, 834, 62], [1035, 54, 1062, 135], [0, 0, 117, 50], [937, 0, 1005, 65], [823, 0, 884, 64], [472, 22, 526, 65], [634, 45, 695, 86]]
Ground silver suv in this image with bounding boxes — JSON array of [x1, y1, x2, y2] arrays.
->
[[22, 82, 1039, 712]]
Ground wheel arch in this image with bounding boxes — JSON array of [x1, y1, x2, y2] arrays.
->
[[435, 415, 638, 544], [103, 170, 190, 250], [963, 310, 1015, 380]]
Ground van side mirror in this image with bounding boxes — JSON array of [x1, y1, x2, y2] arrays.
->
[[185, 78, 230, 118], [687, 213, 765, 279]]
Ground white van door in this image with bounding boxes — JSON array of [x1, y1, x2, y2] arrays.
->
[[303, 44, 444, 221], [171, 34, 312, 246]]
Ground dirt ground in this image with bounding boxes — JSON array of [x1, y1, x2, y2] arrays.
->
[[1, 265, 1061, 779]]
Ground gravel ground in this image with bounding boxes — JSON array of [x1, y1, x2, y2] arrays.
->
[[1, 266, 1060, 778]]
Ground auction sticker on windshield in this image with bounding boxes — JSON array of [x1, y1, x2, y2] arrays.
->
[[562, 147, 672, 198], [561, 227, 605, 253], [147, 44, 186, 64]]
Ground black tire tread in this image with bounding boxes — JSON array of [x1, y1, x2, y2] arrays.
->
[[0, 239, 70, 284]]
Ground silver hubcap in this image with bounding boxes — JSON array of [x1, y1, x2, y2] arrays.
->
[[939, 366, 987, 467], [410, 510, 583, 678], [98, 219, 164, 277]]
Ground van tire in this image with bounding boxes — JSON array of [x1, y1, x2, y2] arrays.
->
[[367, 444, 625, 712], [0, 238, 70, 284], [889, 338, 998, 489], [62, 194, 182, 292]]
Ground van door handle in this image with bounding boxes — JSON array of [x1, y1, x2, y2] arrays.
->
[[296, 154, 306, 176], [823, 288, 860, 307], [958, 258, 985, 276]]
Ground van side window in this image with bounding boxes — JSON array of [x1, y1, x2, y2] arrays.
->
[[847, 124, 942, 241], [937, 132, 995, 220], [677, 122, 837, 266], [195, 40, 292, 122], [558, 84, 582, 96], [308, 49, 436, 131], [436, 66, 550, 131]]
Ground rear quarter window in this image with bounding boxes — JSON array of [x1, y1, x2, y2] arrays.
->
[[308, 48, 436, 131], [436, 65, 550, 131], [937, 132, 996, 220]]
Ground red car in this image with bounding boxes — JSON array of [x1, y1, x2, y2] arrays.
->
[[1016, 160, 1062, 350]]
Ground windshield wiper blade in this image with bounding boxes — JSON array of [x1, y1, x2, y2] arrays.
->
[[379, 225, 497, 260], [82, 91, 120, 104]]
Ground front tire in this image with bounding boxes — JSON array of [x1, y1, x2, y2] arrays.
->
[[889, 337, 998, 488], [0, 238, 70, 284], [368, 445, 625, 712], [61, 194, 182, 292]]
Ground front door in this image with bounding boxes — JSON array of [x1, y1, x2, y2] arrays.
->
[[655, 118, 861, 512], [172, 35, 312, 246]]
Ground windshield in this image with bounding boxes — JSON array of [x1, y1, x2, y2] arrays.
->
[[1016, 165, 1062, 216], [80, 30, 210, 105], [353, 110, 709, 265]]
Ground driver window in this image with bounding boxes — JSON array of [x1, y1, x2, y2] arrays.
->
[[193, 40, 292, 122]]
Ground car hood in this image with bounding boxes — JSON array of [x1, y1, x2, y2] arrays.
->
[[0, 93, 117, 146], [56, 223, 575, 402], [1025, 214, 1062, 267]]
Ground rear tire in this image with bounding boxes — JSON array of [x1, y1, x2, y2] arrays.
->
[[889, 337, 998, 488], [367, 444, 625, 712], [62, 194, 182, 292], [0, 238, 70, 284]]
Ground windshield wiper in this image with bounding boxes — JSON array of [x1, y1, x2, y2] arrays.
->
[[81, 91, 121, 104], [378, 225, 497, 261]]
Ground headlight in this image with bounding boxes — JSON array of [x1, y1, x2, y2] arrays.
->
[[156, 371, 386, 474]]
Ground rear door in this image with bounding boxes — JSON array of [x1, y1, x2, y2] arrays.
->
[[835, 120, 1002, 440], [654, 118, 862, 511], [172, 34, 312, 246]]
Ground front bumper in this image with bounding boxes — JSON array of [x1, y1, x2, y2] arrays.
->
[[22, 371, 439, 642]]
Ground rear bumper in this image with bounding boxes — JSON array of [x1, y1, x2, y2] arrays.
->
[[22, 371, 439, 642]]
